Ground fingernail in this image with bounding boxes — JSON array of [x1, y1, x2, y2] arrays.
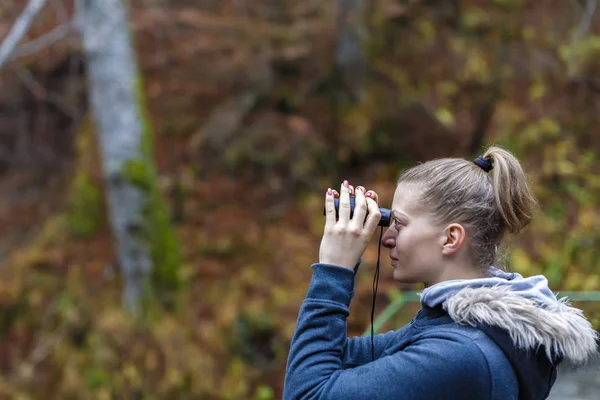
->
[[327, 188, 332, 195], [349, 185, 354, 195], [343, 180, 349, 188], [356, 186, 365, 193], [333, 190, 340, 198], [365, 191, 373, 198]]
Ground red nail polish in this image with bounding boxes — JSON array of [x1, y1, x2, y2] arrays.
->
[[327, 188, 332, 195], [343, 180, 349, 188]]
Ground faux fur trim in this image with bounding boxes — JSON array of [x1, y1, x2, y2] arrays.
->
[[445, 286, 599, 367]]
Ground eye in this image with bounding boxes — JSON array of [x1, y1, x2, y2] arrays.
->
[[393, 217, 404, 230]]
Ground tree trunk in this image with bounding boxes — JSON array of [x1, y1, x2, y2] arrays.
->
[[324, 0, 367, 184], [335, 0, 367, 104], [0, 0, 48, 70], [76, 0, 181, 315]]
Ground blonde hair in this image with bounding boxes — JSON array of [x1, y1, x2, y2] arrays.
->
[[398, 146, 538, 269]]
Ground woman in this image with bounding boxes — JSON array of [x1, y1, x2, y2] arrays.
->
[[283, 146, 598, 400]]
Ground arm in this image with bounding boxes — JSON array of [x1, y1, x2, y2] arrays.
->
[[283, 264, 491, 400], [342, 259, 397, 367], [342, 330, 396, 368]]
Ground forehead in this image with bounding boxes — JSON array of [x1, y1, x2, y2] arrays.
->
[[392, 183, 425, 215]]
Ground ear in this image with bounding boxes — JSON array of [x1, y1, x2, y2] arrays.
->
[[441, 223, 466, 255]]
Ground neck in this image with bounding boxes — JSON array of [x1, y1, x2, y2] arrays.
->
[[424, 261, 484, 288]]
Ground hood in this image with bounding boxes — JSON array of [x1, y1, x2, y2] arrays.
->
[[420, 267, 598, 367]]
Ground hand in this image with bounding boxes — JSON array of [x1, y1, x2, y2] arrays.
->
[[319, 180, 381, 270]]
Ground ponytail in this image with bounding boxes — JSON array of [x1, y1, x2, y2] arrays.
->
[[482, 146, 538, 234]]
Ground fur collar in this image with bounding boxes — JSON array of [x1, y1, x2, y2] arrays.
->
[[444, 286, 599, 367]]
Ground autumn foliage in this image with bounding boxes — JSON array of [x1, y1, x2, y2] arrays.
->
[[0, 0, 599, 398]]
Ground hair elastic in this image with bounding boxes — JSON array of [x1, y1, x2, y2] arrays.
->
[[474, 156, 493, 172]]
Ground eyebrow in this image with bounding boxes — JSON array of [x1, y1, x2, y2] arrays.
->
[[392, 210, 410, 221]]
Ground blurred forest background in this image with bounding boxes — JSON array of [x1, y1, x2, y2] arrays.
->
[[0, 0, 599, 398]]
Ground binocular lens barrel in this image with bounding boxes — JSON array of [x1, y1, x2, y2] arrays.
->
[[323, 196, 391, 227]]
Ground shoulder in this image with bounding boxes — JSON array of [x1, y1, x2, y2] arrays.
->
[[388, 329, 493, 393], [430, 325, 516, 372], [420, 324, 514, 369], [364, 328, 494, 399], [413, 327, 494, 369], [407, 325, 518, 398]]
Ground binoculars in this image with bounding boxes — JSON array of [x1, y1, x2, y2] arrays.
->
[[323, 196, 391, 227]]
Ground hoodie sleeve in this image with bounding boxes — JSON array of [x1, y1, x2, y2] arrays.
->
[[285, 264, 394, 369], [342, 330, 396, 367], [282, 264, 492, 400]]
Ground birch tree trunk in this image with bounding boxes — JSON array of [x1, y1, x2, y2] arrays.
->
[[0, 0, 47, 69], [76, 0, 181, 315], [335, 0, 366, 104]]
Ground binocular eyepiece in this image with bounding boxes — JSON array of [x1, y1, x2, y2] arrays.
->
[[323, 196, 391, 227]]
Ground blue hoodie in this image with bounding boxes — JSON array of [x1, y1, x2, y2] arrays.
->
[[283, 263, 598, 400]]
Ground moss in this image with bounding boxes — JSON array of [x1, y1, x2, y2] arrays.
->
[[66, 124, 104, 239], [66, 173, 103, 238], [118, 75, 182, 312], [122, 160, 152, 191]]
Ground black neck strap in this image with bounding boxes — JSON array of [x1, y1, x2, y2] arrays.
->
[[371, 226, 384, 361]]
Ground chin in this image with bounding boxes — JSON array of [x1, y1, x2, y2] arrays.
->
[[392, 268, 418, 284]]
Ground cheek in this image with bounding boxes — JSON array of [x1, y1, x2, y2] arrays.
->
[[395, 229, 435, 258], [394, 231, 412, 256]]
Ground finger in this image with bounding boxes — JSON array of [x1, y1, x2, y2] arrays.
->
[[338, 180, 351, 223], [364, 195, 382, 234], [324, 188, 337, 228], [332, 189, 339, 198], [351, 186, 368, 228], [365, 190, 379, 204]]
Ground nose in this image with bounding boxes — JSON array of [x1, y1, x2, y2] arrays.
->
[[381, 227, 396, 249]]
